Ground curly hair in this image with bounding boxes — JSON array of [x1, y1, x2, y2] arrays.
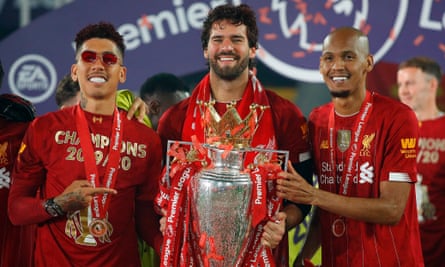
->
[[74, 22, 125, 58], [201, 4, 258, 51]]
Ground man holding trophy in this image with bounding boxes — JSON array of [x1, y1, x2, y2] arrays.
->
[[156, 4, 313, 266]]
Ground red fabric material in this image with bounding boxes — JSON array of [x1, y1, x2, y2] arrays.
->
[[9, 106, 163, 267], [0, 117, 35, 267], [309, 92, 424, 266], [157, 73, 310, 266], [182, 73, 276, 152], [416, 116, 445, 266]]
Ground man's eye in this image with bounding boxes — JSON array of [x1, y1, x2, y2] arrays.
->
[[323, 56, 333, 61]]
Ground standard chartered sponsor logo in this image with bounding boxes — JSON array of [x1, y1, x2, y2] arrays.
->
[[319, 161, 375, 184]]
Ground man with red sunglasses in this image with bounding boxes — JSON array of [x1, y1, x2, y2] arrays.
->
[[8, 22, 163, 267]]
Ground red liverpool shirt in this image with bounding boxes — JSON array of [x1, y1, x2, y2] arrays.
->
[[309, 92, 423, 267]]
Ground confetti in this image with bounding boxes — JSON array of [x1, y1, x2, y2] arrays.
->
[[313, 12, 327, 25], [264, 33, 278, 40], [292, 51, 306, 58], [413, 35, 424, 46], [139, 15, 153, 29], [258, 7, 272, 24]]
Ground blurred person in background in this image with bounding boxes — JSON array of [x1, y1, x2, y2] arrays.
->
[[55, 73, 81, 109], [398, 56, 445, 267], [0, 59, 36, 267], [139, 72, 190, 130]]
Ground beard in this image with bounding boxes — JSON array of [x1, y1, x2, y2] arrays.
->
[[330, 89, 351, 98], [209, 53, 250, 81]]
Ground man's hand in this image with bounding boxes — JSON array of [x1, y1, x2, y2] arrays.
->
[[127, 97, 148, 124], [54, 180, 117, 214], [261, 211, 287, 249], [159, 208, 167, 235], [276, 161, 316, 205]]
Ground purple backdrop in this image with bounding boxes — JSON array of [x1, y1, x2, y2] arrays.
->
[[0, 0, 444, 114]]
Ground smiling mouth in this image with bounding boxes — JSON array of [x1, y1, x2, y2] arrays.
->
[[89, 77, 106, 83], [332, 76, 348, 82], [218, 56, 236, 62]]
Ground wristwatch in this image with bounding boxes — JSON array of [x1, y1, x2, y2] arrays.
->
[[44, 198, 65, 217]]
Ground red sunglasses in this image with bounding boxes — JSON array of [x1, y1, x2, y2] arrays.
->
[[80, 51, 119, 66]]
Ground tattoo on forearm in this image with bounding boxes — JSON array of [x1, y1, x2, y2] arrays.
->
[[57, 192, 88, 213]]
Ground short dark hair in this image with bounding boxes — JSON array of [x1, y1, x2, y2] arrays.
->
[[74, 22, 125, 58], [201, 4, 259, 51], [398, 56, 442, 83], [139, 73, 189, 99], [55, 74, 80, 107]]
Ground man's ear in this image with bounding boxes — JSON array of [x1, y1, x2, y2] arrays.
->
[[71, 64, 78, 82], [366, 54, 374, 72], [249, 46, 256, 60], [119, 66, 127, 83], [147, 99, 161, 116]]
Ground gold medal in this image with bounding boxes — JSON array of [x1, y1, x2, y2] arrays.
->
[[332, 218, 346, 237], [89, 219, 108, 238]]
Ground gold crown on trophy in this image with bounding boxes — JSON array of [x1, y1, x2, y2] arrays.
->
[[198, 100, 269, 149]]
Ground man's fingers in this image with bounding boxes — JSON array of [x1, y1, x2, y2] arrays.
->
[[126, 104, 137, 120], [90, 187, 117, 195], [274, 211, 287, 222], [286, 160, 298, 175]]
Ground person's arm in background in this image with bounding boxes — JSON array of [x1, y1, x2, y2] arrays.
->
[[117, 89, 151, 127]]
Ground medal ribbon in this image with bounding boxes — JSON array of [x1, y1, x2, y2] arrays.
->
[[75, 106, 122, 221], [158, 163, 198, 267], [242, 165, 281, 267], [327, 92, 373, 237], [328, 91, 373, 196]]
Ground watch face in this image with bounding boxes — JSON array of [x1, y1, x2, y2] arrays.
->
[[46, 206, 59, 217], [45, 199, 61, 217]]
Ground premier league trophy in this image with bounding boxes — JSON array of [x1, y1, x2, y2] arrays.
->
[[191, 146, 252, 266], [161, 101, 288, 267]]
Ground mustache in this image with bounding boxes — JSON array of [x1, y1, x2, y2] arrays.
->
[[216, 52, 239, 58]]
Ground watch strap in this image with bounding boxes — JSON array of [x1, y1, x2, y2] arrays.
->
[[44, 198, 65, 217]]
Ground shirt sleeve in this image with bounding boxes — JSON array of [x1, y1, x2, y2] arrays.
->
[[8, 119, 51, 225], [380, 103, 418, 183], [269, 91, 313, 219], [135, 131, 164, 254]]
